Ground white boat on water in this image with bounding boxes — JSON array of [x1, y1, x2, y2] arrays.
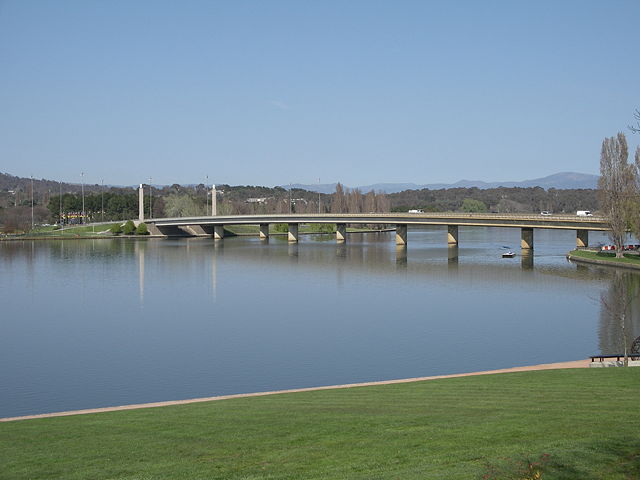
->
[[502, 251, 516, 258]]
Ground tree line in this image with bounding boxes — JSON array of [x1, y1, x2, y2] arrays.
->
[[387, 186, 597, 214], [0, 175, 603, 234]]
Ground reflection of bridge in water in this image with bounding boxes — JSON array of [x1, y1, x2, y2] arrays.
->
[[146, 213, 608, 251], [2, 237, 636, 357]]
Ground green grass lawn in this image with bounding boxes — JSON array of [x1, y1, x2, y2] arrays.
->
[[9, 224, 121, 237], [569, 249, 640, 266], [1, 368, 639, 479]]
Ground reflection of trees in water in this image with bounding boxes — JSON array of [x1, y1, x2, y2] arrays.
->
[[599, 272, 640, 354]]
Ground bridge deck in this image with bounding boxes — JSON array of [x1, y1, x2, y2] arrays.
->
[[147, 213, 608, 231]]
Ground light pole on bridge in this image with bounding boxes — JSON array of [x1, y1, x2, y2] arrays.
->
[[81, 171, 85, 225]]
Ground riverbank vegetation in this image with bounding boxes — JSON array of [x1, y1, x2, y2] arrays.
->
[[1, 171, 600, 234], [0, 222, 155, 239], [1, 368, 638, 479], [597, 133, 640, 257], [569, 249, 640, 267]]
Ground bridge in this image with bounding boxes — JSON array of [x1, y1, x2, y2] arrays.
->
[[145, 213, 609, 250]]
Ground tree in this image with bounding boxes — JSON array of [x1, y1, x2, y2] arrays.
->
[[110, 223, 123, 235], [347, 188, 363, 213], [136, 223, 149, 235], [164, 194, 202, 217], [461, 198, 487, 213], [598, 133, 637, 258], [331, 183, 347, 213], [122, 220, 136, 235]]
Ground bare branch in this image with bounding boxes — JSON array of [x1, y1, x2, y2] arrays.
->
[[629, 109, 640, 134]]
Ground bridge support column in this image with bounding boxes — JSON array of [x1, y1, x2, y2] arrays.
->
[[396, 224, 407, 245], [184, 225, 209, 236], [336, 223, 347, 242], [214, 225, 225, 240], [447, 225, 459, 245], [576, 229, 589, 248], [521, 227, 534, 251], [288, 223, 299, 243], [259, 223, 269, 239]]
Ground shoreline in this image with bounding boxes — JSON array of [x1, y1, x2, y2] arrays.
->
[[567, 252, 640, 270], [0, 358, 589, 423]]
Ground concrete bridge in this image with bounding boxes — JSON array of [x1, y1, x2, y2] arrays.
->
[[145, 213, 609, 250]]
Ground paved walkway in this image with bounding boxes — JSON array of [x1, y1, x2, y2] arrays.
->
[[0, 359, 590, 422]]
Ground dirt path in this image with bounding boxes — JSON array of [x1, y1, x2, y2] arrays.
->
[[0, 359, 590, 422]]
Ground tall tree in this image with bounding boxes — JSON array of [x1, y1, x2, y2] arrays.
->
[[331, 183, 347, 213], [598, 133, 637, 258], [347, 188, 363, 213], [364, 191, 376, 213]]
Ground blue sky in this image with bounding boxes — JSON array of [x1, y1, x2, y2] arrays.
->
[[1, 1, 638, 187]]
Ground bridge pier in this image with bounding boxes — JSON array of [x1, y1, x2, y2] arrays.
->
[[288, 223, 299, 243], [214, 225, 225, 240], [336, 223, 347, 242], [396, 224, 407, 245], [183, 225, 209, 236], [521, 227, 534, 251], [259, 223, 269, 239], [576, 229, 589, 248], [447, 225, 459, 245]]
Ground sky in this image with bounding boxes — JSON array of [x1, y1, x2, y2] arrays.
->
[[1, 1, 639, 188]]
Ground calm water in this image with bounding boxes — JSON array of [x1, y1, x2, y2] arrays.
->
[[1, 227, 638, 418]]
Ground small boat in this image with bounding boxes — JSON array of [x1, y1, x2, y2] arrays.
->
[[502, 251, 516, 258]]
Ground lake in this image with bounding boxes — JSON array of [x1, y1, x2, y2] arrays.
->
[[1, 227, 638, 418]]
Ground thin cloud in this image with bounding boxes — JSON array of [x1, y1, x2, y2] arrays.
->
[[269, 100, 291, 111]]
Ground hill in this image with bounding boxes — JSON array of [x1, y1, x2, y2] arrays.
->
[[289, 172, 599, 194]]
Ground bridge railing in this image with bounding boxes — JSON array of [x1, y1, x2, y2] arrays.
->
[[148, 212, 607, 223]]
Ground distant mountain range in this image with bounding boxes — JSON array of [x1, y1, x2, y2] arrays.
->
[[287, 172, 599, 194]]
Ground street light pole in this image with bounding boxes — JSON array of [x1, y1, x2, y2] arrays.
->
[[206, 175, 209, 216], [59, 181, 62, 225], [289, 183, 292, 214], [101, 179, 104, 223], [318, 177, 321, 214], [81, 172, 85, 225], [149, 176, 153, 219]]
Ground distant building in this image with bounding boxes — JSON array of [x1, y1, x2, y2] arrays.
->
[[246, 197, 269, 204]]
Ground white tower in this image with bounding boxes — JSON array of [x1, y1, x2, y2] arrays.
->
[[138, 184, 144, 221]]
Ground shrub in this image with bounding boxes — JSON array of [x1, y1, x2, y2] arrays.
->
[[136, 223, 149, 235], [110, 223, 123, 235], [315, 223, 335, 233], [122, 220, 136, 235]]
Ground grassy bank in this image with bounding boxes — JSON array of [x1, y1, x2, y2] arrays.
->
[[0, 224, 121, 239], [569, 249, 640, 267], [1, 368, 639, 479]]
